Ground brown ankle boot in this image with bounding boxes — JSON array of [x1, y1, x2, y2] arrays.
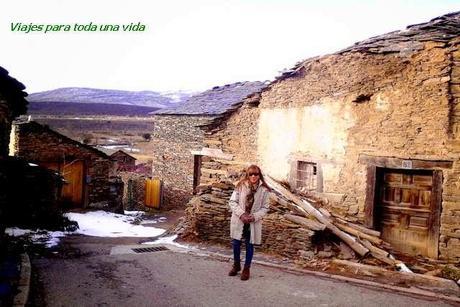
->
[[228, 263, 241, 276], [240, 266, 250, 280]]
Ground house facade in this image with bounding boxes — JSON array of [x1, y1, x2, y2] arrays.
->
[[10, 121, 123, 211], [111, 150, 136, 172], [151, 81, 266, 209], [187, 12, 460, 261], [0, 67, 27, 157], [0, 67, 65, 233]]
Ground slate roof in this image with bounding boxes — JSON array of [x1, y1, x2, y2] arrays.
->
[[340, 11, 460, 54], [199, 11, 460, 132], [0, 66, 28, 117], [153, 81, 267, 116], [278, 11, 460, 81], [14, 121, 111, 159], [96, 147, 136, 160]]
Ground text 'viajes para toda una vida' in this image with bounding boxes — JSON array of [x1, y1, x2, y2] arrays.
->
[[10, 22, 147, 33]]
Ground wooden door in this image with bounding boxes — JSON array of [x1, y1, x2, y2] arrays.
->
[[377, 169, 440, 257], [61, 161, 84, 207], [145, 178, 162, 208]]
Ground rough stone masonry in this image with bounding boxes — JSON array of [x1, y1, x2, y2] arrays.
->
[[185, 12, 460, 261]]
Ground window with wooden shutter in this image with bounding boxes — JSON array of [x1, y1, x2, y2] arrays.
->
[[296, 161, 317, 191]]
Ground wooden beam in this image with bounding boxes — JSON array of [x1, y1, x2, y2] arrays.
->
[[335, 217, 381, 237], [335, 223, 383, 245], [364, 165, 377, 228], [358, 154, 453, 169], [284, 214, 326, 231], [265, 175, 369, 256], [359, 239, 396, 266]]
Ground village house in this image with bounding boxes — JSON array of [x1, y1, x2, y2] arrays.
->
[[96, 147, 137, 172], [182, 12, 460, 261], [10, 120, 123, 212], [111, 149, 136, 172], [0, 67, 27, 157], [150, 81, 266, 209], [0, 67, 65, 234]]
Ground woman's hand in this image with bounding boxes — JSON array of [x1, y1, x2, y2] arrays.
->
[[240, 213, 255, 224]]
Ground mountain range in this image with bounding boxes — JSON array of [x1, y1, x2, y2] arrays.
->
[[26, 87, 196, 116]]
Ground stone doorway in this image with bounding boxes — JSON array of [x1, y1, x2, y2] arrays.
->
[[375, 168, 441, 258], [360, 155, 450, 259]]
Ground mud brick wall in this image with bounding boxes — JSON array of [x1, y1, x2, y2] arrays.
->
[[10, 122, 121, 210], [151, 115, 209, 209]]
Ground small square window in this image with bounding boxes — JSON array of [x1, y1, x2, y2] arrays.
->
[[296, 161, 317, 191]]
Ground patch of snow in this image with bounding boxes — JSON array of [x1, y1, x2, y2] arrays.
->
[[123, 147, 140, 152], [65, 210, 165, 238], [101, 145, 129, 150], [124, 210, 145, 216], [396, 262, 413, 273], [5, 211, 166, 248], [140, 220, 158, 225], [5, 228, 34, 236], [98, 144, 139, 153], [5, 227, 66, 248], [142, 234, 189, 249]]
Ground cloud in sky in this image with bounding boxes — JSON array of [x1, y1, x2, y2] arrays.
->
[[1, 0, 459, 93]]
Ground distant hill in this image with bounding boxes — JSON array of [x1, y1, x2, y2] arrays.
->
[[28, 101, 160, 117], [27, 87, 194, 109]]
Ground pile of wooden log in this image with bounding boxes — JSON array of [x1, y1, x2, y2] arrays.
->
[[176, 178, 316, 258], [265, 175, 412, 272]]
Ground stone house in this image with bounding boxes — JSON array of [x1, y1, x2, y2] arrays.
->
[[111, 150, 136, 171], [186, 12, 460, 261], [0, 67, 65, 234], [0, 67, 27, 157], [96, 147, 137, 172], [151, 81, 266, 209], [10, 121, 123, 211]]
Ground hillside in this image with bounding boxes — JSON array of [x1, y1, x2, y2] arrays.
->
[[27, 87, 194, 109], [27, 101, 160, 116]]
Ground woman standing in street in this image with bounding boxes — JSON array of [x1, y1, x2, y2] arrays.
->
[[228, 164, 270, 280]]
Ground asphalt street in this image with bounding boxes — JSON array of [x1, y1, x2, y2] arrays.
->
[[30, 237, 452, 307]]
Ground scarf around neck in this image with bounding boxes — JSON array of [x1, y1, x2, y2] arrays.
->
[[245, 182, 259, 213]]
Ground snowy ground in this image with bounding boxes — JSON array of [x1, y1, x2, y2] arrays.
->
[[5, 210, 167, 248]]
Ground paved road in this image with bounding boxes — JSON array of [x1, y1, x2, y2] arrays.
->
[[30, 237, 451, 307]]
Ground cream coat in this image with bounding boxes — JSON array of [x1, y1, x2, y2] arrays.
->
[[229, 181, 270, 245]]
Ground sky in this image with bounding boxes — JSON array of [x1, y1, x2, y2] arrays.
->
[[1, 0, 459, 94]]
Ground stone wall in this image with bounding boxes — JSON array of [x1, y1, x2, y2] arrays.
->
[[200, 43, 459, 260], [257, 44, 451, 214], [0, 98, 11, 158], [151, 115, 209, 209], [11, 121, 122, 211], [0, 157, 63, 230], [119, 172, 147, 210], [180, 157, 314, 259], [442, 38, 460, 259]]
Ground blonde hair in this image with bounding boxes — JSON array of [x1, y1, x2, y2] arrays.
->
[[236, 164, 270, 190]]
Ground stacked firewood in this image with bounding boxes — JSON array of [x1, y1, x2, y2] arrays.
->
[[265, 175, 412, 272]]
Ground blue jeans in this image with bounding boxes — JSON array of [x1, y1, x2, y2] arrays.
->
[[232, 225, 254, 267]]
